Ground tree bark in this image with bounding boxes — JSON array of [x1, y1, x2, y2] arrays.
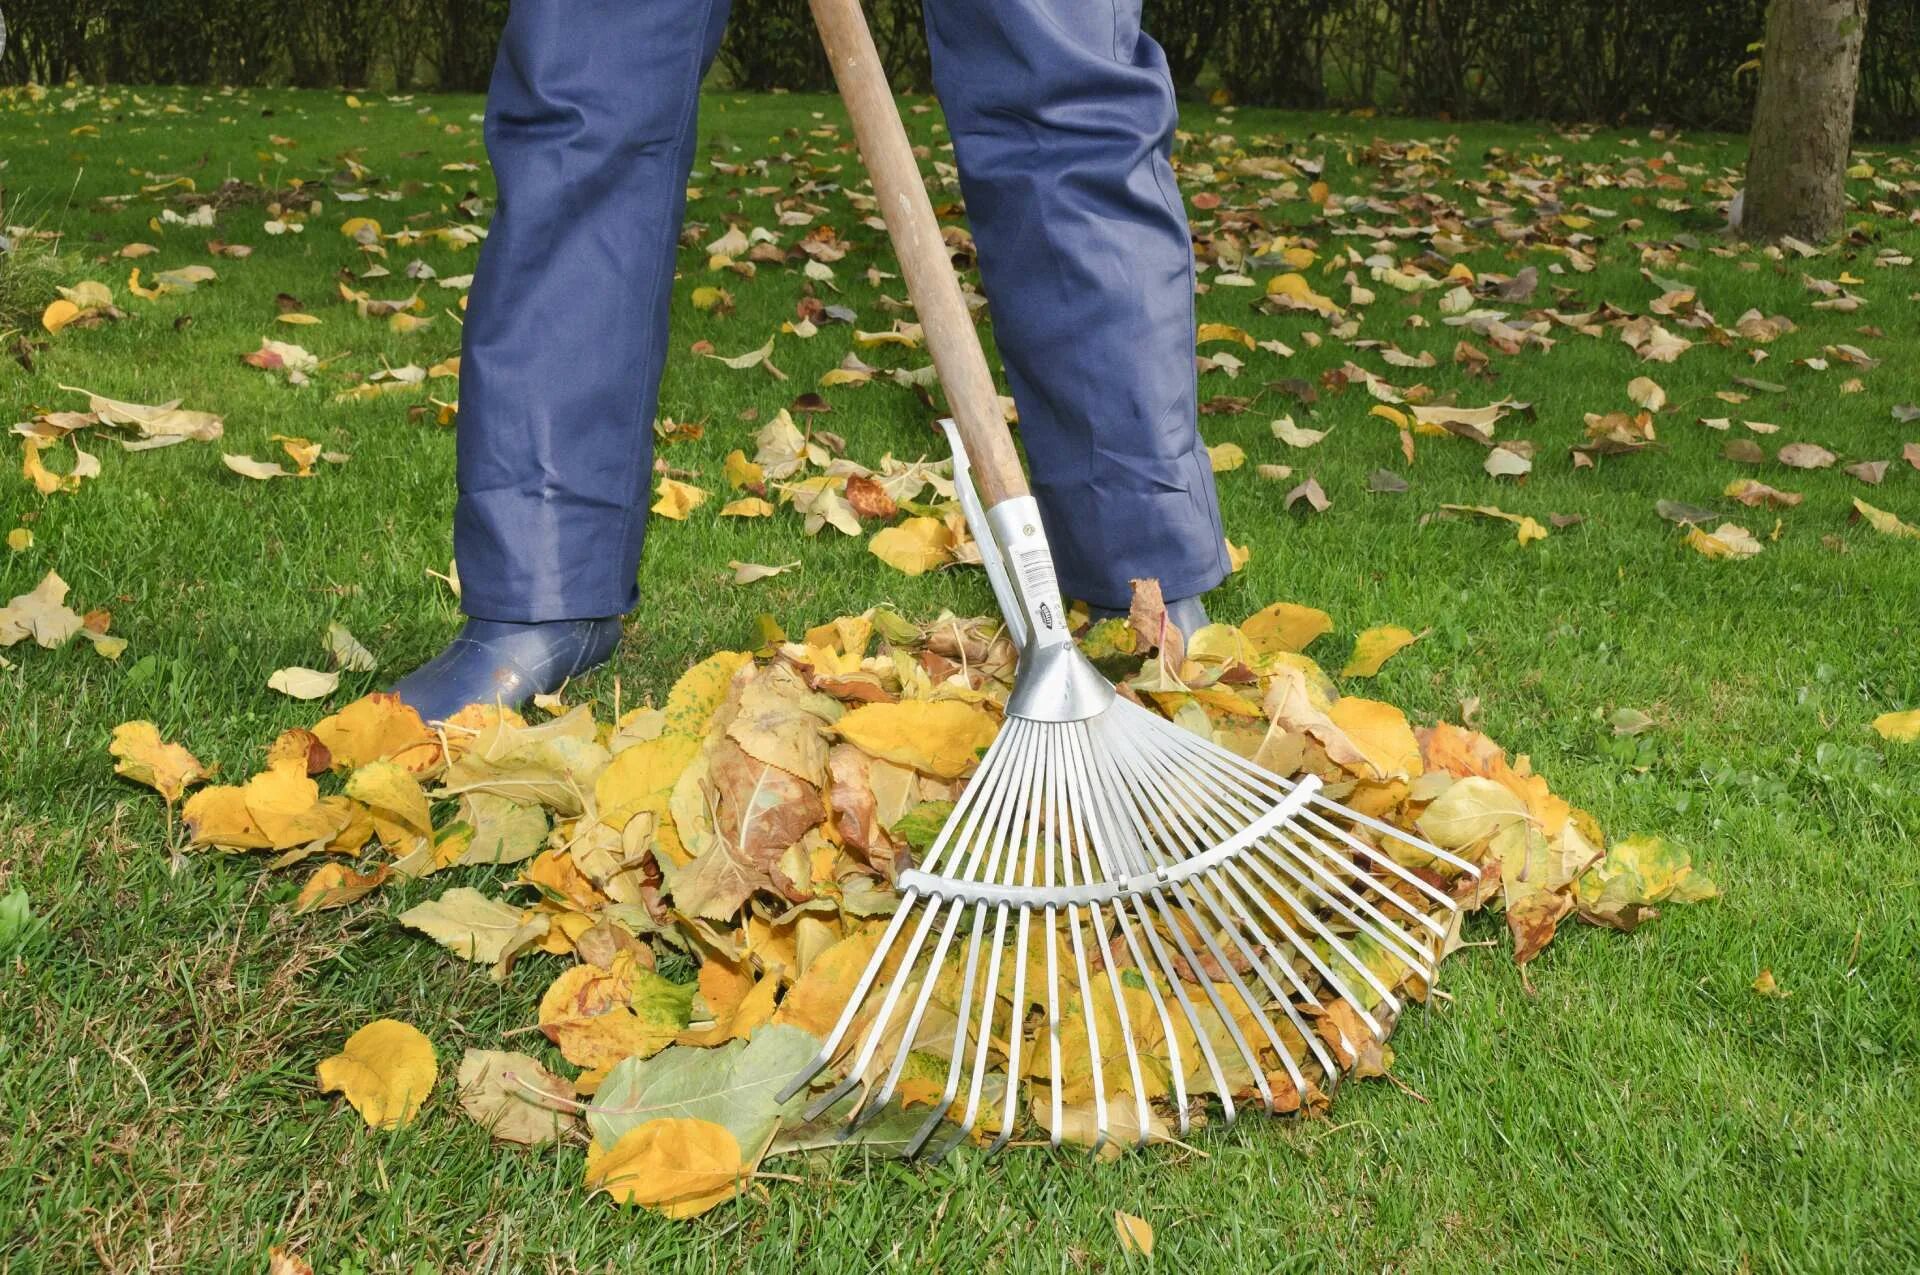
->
[[1743, 0, 1868, 242]]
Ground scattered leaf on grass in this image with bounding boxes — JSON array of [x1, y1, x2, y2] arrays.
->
[[269, 666, 342, 700], [1852, 499, 1920, 539], [109, 721, 209, 803], [1343, 626, 1423, 677], [457, 1048, 576, 1145], [1115, 1212, 1155, 1257], [1685, 523, 1762, 559], [1871, 709, 1920, 742], [1777, 443, 1836, 470], [316, 1018, 437, 1130]]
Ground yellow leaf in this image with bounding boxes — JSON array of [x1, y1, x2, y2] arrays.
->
[[1196, 322, 1255, 349], [662, 651, 753, 739], [294, 861, 392, 911], [538, 954, 694, 1069], [1224, 537, 1251, 572], [181, 784, 274, 851], [1325, 697, 1422, 781], [1342, 625, 1423, 677], [1684, 523, 1762, 560], [1853, 498, 1920, 539], [243, 759, 349, 849], [723, 449, 764, 489], [109, 720, 209, 804], [316, 1018, 437, 1129], [834, 699, 1000, 779], [1240, 601, 1332, 656], [1871, 709, 1920, 742], [311, 692, 440, 772], [720, 497, 774, 518], [585, 1117, 746, 1218], [1114, 1212, 1155, 1257], [651, 477, 708, 520], [42, 299, 82, 333], [771, 929, 883, 1038], [6, 528, 30, 551], [339, 216, 383, 242], [868, 516, 956, 575], [345, 760, 433, 837], [1207, 442, 1246, 472], [1264, 271, 1341, 316]]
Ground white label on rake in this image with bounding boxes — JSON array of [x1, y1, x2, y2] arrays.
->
[[900, 774, 1323, 908], [1011, 548, 1063, 636]]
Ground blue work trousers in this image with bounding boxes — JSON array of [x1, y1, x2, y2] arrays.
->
[[454, 0, 1227, 619]]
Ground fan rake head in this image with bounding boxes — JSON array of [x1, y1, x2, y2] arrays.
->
[[776, 640, 1481, 1159]]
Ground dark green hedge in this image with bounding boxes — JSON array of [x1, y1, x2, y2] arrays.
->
[[4, 0, 1917, 136]]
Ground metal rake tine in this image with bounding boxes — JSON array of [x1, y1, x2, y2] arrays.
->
[[1144, 718, 1443, 937], [1051, 727, 1128, 1153], [804, 721, 1029, 1121], [907, 721, 1042, 1158], [1111, 727, 1387, 1071], [1106, 723, 1334, 1102], [1038, 727, 1069, 1148], [1075, 723, 1238, 1124], [938, 733, 1045, 1159], [983, 726, 1047, 1154], [1059, 721, 1158, 1141], [1149, 731, 1446, 986], [1178, 725, 1480, 905], [1132, 743, 1407, 1026], [1098, 720, 1282, 1112], [783, 721, 1023, 1107]]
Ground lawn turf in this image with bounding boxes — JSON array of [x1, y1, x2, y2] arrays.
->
[[1, 83, 1918, 1273]]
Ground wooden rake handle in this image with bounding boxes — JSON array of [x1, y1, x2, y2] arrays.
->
[[809, 0, 1029, 506]]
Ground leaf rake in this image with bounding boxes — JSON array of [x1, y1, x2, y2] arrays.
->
[[780, 0, 1482, 1156]]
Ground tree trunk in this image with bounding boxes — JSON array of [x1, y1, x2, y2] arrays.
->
[[1742, 0, 1867, 242]]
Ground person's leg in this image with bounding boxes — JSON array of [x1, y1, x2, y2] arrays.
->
[[923, 0, 1226, 626], [394, 0, 730, 720]]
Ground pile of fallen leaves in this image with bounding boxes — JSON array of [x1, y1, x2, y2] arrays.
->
[[113, 593, 1715, 1218]]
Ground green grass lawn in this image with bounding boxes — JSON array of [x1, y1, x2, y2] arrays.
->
[[3, 82, 1919, 1273]]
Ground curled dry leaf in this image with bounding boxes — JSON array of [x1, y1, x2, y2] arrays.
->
[[1776, 443, 1837, 470]]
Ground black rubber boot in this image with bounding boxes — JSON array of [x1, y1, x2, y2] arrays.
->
[[389, 617, 623, 723], [1088, 595, 1211, 642]]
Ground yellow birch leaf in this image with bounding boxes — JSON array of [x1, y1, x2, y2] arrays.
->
[[182, 784, 274, 851], [722, 449, 763, 489], [1207, 442, 1246, 472], [1324, 697, 1422, 781], [109, 720, 209, 803], [1115, 1212, 1155, 1257], [243, 759, 347, 848], [868, 516, 956, 575], [1342, 625, 1423, 677], [651, 477, 708, 520], [585, 1117, 746, 1218], [345, 760, 434, 837], [1196, 322, 1255, 349], [1240, 601, 1333, 655], [538, 954, 694, 1069], [1871, 709, 1920, 742], [1853, 498, 1920, 539], [42, 299, 82, 334], [293, 861, 391, 911], [316, 1018, 436, 1129], [833, 700, 999, 779]]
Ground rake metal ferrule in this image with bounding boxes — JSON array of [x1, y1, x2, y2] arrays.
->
[[985, 498, 1116, 724], [897, 773, 1322, 908]]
